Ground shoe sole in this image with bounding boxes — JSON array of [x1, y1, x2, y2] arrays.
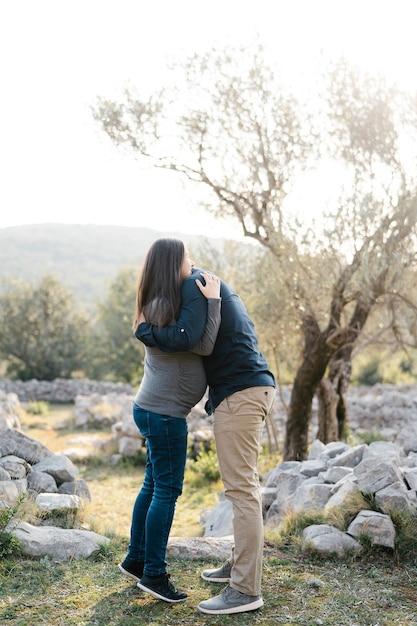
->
[[118, 563, 141, 581], [137, 581, 187, 603], [197, 597, 264, 615], [201, 573, 230, 582]]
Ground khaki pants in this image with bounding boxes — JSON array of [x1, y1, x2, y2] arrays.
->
[[213, 386, 275, 596]]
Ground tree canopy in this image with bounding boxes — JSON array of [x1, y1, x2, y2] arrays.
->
[[0, 275, 92, 381], [93, 44, 417, 459]]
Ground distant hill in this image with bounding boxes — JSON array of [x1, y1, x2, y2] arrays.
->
[[0, 224, 223, 307]]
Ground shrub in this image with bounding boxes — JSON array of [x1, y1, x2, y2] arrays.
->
[[191, 447, 221, 482], [355, 430, 391, 446], [0, 498, 23, 558], [265, 509, 326, 550], [26, 400, 50, 416], [389, 509, 417, 562]]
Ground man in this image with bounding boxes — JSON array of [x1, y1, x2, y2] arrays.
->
[[137, 266, 275, 615]]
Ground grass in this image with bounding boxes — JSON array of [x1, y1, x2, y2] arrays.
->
[[1, 548, 417, 625], [1, 404, 417, 625]]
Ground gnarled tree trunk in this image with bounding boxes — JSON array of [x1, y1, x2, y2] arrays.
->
[[327, 350, 353, 440], [316, 378, 339, 443], [285, 299, 373, 460], [284, 316, 331, 460]]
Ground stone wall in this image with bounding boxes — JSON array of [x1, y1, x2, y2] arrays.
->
[[0, 378, 134, 403], [1, 378, 417, 453], [270, 383, 417, 448]]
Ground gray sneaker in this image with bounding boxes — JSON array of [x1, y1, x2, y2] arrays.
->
[[197, 585, 264, 615], [201, 560, 232, 582]]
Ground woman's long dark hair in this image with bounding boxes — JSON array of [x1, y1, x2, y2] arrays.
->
[[133, 238, 185, 330]]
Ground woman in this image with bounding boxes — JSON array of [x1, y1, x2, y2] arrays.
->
[[118, 238, 221, 603]]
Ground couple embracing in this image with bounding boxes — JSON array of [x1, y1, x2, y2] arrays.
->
[[118, 238, 275, 615]]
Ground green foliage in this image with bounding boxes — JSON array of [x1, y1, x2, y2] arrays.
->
[[0, 274, 92, 381], [354, 358, 384, 386], [355, 531, 375, 555], [0, 266, 144, 384], [268, 509, 327, 549], [355, 430, 391, 445], [26, 400, 50, 416], [352, 349, 417, 386], [391, 508, 417, 561], [188, 447, 221, 483], [88, 266, 144, 385], [0, 530, 20, 558], [0, 498, 23, 558]]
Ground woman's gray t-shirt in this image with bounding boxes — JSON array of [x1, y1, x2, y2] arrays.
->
[[135, 298, 221, 418]]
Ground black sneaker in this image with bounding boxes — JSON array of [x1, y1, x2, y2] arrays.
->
[[137, 573, 188, 603], [118, 559, 144, 581]]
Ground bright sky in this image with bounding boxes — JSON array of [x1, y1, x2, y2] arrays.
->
[[0, 0, 415, 239]]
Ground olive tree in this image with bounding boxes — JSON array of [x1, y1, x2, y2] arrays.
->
[[0, 274, 92, 380], [90, 266, 144, 385], [92, 44, 417, 460]]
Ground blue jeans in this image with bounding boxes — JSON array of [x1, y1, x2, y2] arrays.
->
[[126, 403, 188, 576]]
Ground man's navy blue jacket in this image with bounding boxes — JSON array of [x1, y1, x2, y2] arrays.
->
[[136, 268, 275, 414]]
